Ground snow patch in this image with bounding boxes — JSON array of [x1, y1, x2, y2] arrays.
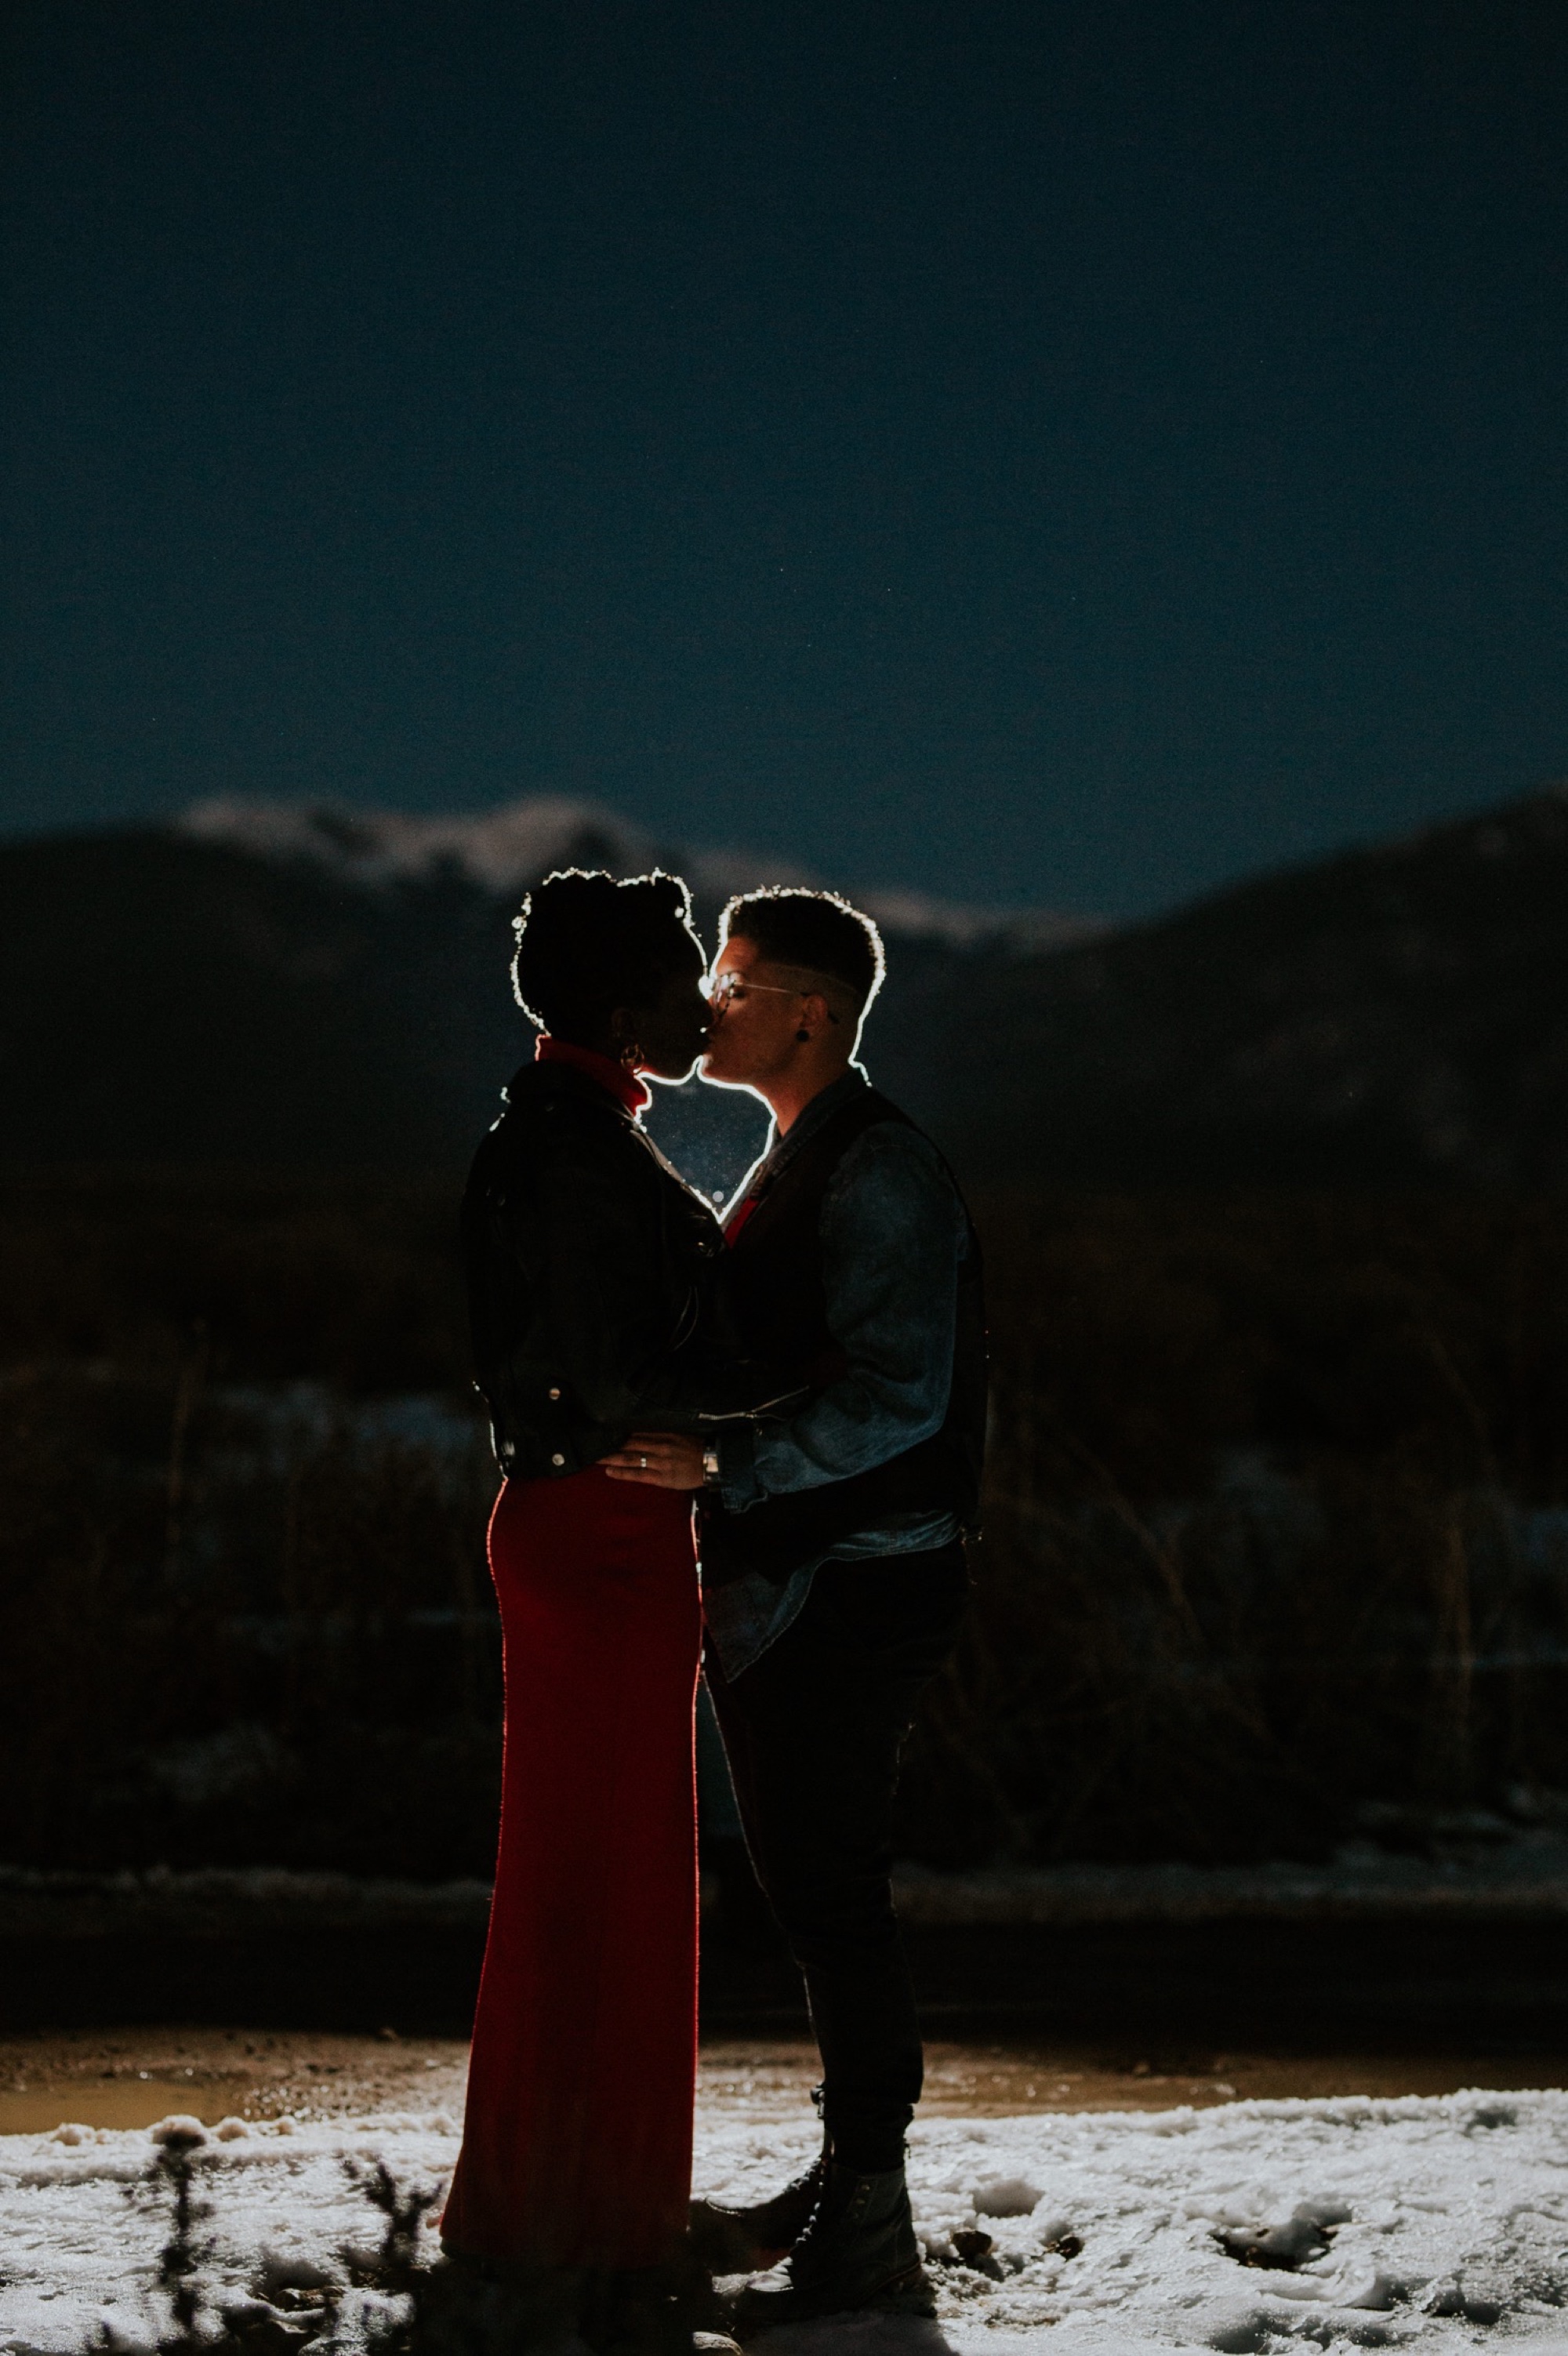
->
[[8, 2090, 1568, 2349], [973, 2175, 1042, 2218], [174, 795, 1098, 950]]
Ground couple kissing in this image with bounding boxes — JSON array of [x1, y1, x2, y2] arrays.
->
[[440, 871, 987, 2354]]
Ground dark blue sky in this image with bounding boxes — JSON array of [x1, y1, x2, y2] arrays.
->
[[4, 1, 1566, 918]]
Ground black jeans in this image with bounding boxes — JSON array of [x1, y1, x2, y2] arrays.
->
[[703, 1542, 970, 2173]]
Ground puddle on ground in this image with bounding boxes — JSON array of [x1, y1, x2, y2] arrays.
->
[[7, 2032, 1568, 2137], [696, 2038, 1568, 2115], [0, 2078, 253, 2136]]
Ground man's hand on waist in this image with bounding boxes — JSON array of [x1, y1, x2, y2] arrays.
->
[[599, 1431, 706, 1490]]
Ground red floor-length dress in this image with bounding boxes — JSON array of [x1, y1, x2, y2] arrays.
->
[[441, 1464, 702, 2271]]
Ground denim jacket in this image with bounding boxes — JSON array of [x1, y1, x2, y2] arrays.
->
[[702, 1069, 967, 1677]]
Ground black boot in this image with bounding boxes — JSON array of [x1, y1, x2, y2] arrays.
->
[[731, 2160, 935, 2335], [689, 2149, 826, 2274]]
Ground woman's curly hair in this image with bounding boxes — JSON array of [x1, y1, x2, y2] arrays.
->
[[511, 868, 702, 1040]]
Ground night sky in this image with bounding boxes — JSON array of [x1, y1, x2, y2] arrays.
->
[[4, 2, 1566, 919]]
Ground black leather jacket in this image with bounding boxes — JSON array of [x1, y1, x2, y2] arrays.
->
[[462, 1060, 765, 1480]]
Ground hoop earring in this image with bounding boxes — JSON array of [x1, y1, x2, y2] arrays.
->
[[619, 1040, 641, 1069]]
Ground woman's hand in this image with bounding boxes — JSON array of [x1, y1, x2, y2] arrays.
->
[[599, 1432, 706, 1490]]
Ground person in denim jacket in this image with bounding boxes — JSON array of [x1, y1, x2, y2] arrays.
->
[[603, 888, 987, 2330]]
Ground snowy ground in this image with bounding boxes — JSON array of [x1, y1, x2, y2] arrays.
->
[[9, 2086, 1568, 2353]]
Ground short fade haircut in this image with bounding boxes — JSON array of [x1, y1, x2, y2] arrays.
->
[[720, 887, 885, 1012]]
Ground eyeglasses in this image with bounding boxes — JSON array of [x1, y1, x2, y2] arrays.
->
[[704, 970, 842, 1022], [704, 971, 805, 1013]]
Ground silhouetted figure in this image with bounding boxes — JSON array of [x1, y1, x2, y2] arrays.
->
[[442, 869, 763, 2354], [604, 888, 986, 2329]]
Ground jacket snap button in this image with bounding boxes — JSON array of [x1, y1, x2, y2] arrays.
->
[[550, 1452, 565, 1468], [548, 1387, 561, 1400]]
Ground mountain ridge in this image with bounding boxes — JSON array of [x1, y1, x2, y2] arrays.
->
[[2, 789, 1564, 1192], [176, 792, 1104, 953], [924, 784, 1568, 1188]]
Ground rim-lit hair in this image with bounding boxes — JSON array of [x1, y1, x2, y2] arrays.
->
[[718, 886, 885, 1012], [511, 868, 703, 1041]]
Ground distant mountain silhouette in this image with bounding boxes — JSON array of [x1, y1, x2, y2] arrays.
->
[[921, 787, 1568, 1188], [0, 830, 489, 1168], [2, 790, 1564, 1189], [0, 803, 1087, 1193], [176, 793, 1096, 954]]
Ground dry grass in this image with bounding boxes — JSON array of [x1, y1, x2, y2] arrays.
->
[[2, 1171, 1567, 1871]]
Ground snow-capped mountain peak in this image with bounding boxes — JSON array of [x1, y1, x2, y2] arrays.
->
[[178, 793, 667, 898], [175, 794, 1102, 950]]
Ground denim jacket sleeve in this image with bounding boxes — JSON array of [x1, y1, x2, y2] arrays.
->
[[716, 1123, 964, 1508]]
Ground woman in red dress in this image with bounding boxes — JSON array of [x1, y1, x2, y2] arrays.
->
[[441, 870, 761, 2343]]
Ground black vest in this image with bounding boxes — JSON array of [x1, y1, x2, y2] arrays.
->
[[700, 1084, 987, 1589]]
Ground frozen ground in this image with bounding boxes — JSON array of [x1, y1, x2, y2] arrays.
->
[[19, 2029, 1508, 2139], [9, 2085, 1568, 2353]]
